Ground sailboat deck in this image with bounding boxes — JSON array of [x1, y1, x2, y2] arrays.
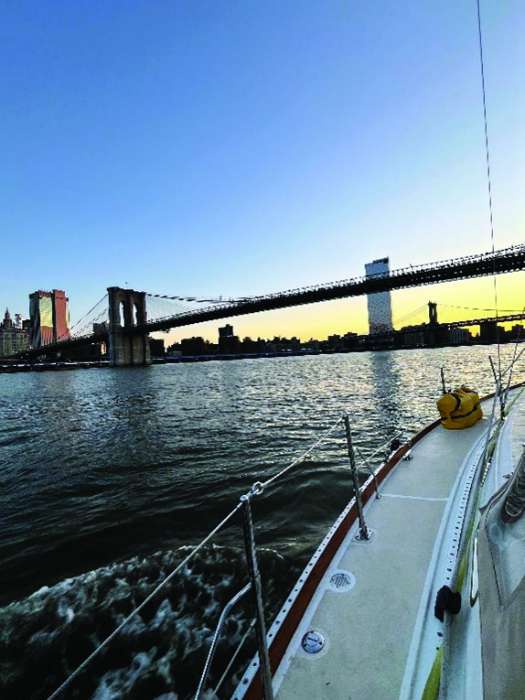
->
[[274, 414, 492, 700]]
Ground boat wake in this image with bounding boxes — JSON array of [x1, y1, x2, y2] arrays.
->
[[0, 545, 294, 700]]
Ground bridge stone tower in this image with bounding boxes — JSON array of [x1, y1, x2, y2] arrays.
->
[[107, 287, 151, 367], [428, 302, 438, 325]]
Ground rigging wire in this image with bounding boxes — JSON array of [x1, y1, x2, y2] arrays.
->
[[475, 0, 501, 383]]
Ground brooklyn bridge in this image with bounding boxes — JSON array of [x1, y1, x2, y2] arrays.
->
[[6, 243, 525, 366]]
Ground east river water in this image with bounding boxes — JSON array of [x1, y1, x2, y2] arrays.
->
[[1, 346, 523, 699]]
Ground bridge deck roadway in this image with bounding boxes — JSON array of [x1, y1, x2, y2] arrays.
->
[[139, 248, 525, 334], [7, 245, 525, 358]]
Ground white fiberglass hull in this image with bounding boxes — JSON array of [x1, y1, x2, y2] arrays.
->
[[234, 385, 525, 700]]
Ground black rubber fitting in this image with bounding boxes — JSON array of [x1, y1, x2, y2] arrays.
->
[[434, 585, 461, 622]]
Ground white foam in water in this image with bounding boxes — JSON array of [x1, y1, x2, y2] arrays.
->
[[0, 545, 292, 699], [93, 651, 154, 699], [154, 598, 174, 626], [57, 597, 75, 624]]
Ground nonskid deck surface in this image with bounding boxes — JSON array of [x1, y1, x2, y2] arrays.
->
[[275, 411, 493, 700]]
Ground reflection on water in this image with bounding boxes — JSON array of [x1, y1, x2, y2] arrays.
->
[[0, 345, 523, 698], [1, 346, 523, 601]]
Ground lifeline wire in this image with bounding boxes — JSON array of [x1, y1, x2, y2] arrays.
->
[[259, 418, 343, 489], [260, 421, 404, 491], [362, 431, 405, 462], [45, 414, 445, 698]]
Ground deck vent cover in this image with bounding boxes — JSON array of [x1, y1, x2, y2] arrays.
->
[[329, 570, 355, 593], [301, 630, 326, 654]]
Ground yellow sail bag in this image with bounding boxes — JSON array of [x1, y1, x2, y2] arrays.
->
[[437, 385, 483, 430]]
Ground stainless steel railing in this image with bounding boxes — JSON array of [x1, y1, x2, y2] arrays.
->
[[46, 413, 402, 700], [194, 583, 252, 700]]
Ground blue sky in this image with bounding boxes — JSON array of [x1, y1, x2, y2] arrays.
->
[[1, 1, 523, 338]]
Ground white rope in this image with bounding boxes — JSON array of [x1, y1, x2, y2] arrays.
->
[[46, 502, 242, 700]]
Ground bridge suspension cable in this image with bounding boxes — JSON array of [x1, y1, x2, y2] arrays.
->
[[141, 243, 525, 332], [51, 294, 109, 345], [146, 292, 251, 304], [64, 294, 109, 342], [68, 294, 108, 333], [434, 302, 523, 314], [14, 243, 524, 360], [144, 294, 209, 325], [392, 304, 429, 327]]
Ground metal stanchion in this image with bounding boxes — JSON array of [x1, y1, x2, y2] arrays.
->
[[440, 367, 447, 394], [240, 493, 274, 700], [489, 355, 505, 420], [343, 414, 370, 541]]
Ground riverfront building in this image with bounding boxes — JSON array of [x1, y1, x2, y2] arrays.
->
[[218, 324, 240, 353], [0, 309, 29, 356], [29, 289, 70, 347], [364, 257, 393, 335]]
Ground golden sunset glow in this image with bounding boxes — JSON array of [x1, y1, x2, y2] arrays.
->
[[160, 271, 525, 346]]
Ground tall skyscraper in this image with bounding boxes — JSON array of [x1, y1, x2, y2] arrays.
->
[[364, 257, 393, 335], [29, 289, 70, 347], [53, 289, 70, 343]]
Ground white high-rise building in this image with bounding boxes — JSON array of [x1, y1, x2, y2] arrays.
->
[[364, 257, 393, 335]]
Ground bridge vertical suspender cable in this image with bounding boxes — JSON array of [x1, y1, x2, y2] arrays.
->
[[476, 0, 501, 378]]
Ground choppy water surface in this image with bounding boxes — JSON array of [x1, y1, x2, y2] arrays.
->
[[1, 347, 523, 698]]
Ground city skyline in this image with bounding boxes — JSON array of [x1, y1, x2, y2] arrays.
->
[[1, 2, 524, 338], [157, 268, 524, 345], [1, 263, 524, 348], [3, 6, 525, 699], [164, 316, 525, 360]]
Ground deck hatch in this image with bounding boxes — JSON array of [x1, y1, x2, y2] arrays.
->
[[301, 630, 326, 654], [329, 570, 355, 592]]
